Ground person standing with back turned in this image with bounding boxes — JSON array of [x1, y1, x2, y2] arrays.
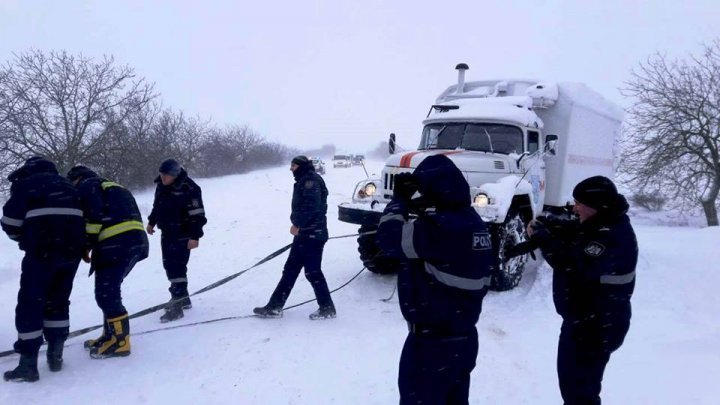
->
[[147, 159, 207, 323], [377, 154, 493, 404], [1, 157, 85, 382]]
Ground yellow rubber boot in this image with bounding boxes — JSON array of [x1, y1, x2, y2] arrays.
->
[[90, 313, 131, 359], [84, 318, 110, 350]]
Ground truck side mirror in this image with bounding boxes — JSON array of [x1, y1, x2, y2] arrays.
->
[[544, 134, 558, 156], [388, 133, 396, 155]]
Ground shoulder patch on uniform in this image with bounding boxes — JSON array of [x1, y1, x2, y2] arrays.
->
[[304, 180, 315, 189], [191, 198, 200, 208], [584, 241, 606, 257], [472, 232, 492, 251]]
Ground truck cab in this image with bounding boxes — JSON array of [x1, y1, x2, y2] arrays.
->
[[338, 65, 622, 290]]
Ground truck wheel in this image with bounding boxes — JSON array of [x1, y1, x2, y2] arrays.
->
[[490, 212, 530, 291], [357, 225, 400, 275]]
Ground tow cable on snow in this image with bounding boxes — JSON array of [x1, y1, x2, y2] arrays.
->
[[380, 284, 397, 302], [134, 262, 369, 338], [0, 231, 377, 358]]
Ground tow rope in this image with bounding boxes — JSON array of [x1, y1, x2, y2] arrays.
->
[[134, 263, 368, 337], [0, 231, 376, 358]]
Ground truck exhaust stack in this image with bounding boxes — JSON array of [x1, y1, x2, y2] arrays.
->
[[455, 63, 469, 94]]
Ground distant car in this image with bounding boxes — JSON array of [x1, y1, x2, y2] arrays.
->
[[352, 155, 365, 165], [310, 157, 326, 174], [333, 154, 352, 168]]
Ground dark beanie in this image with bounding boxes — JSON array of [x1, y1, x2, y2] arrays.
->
[[159, 159, 182, 176], [67, 165, 98, 182], [572, 176, 618, 211], [291, 155, 310, 166]]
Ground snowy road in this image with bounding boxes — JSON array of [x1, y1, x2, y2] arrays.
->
[[0, 161, 718, 404]]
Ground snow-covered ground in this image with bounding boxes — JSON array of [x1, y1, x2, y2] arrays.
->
[[0, 161, 718, 404]]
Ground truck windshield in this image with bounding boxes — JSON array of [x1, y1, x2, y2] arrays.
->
[[334, 155, 349, 160], [419, 123, 524, 154]]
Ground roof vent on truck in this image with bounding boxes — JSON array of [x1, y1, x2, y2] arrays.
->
[[525, 82, 559, 108]]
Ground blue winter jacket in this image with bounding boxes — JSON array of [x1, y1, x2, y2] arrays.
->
[[75, 170, 149, 266], [535, 195, 638, 325], [291, 161, 329, 241], [377, 154, 493, 333], [1, 157, 85, 258], [148, 169, 207, 240]]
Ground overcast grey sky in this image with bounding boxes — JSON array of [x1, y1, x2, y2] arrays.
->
[[1, 0, 718, 153]]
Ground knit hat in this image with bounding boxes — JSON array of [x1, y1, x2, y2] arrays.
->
[[572, 176, 618, 211], [159, 159, 182, 176], [66, 165, 98, 182], [291, 155, 310, 166]]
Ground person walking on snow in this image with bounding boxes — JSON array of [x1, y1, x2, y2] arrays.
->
[[254, 155, 336, 320], [147, 159, 207, 323]]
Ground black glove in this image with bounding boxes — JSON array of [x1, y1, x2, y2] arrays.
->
[[393, 173, 418, 201], [533, 214, 579, 242], [528, 219, 552, 243], [504, 241, 538, 261]]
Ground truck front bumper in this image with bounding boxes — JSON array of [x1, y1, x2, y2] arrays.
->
[[338, 202, 385, 226]]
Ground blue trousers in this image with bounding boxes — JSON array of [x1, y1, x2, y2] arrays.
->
[[269, 237, 332, 308], [14, 254, 80, 355], [398, 328, 478, 405], [161, 236, 191, 299], [92, 233, 148, 318], [557, 318, 630, 405]]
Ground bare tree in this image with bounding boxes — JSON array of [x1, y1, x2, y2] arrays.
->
[[196, 124, 264, 177], [621, 40, 720, 226], [0, 50, 296, 191], [0, 50, 156, 175]]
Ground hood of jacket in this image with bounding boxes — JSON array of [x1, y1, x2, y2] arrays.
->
[[292, 160, 315, 181], [7, 157, 59, 182], [413, 154, 470, 210]]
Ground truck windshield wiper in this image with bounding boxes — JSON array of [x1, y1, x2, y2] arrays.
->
[[483, 128, 494, 153], [429, 125, 447, 149]]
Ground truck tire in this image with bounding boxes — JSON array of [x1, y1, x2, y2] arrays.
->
[[490, 212, 530, 291], [357, 225, 400, 275]]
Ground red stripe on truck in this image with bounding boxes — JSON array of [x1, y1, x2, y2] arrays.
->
[[399, 151, 423, 168]]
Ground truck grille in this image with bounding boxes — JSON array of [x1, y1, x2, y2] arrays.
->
[[494, 161, 505, 170], [384, 173, 395, 190]]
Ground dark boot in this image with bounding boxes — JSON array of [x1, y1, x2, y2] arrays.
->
[[180, 296, 192, 310], [90, 313, 131, 359], [309, 305, 336, 320], [4, 354, 39, 382], [46, 340, 65, 372], [253, 304, 283, 318], [84, 318, 110, 350], [160, 303, 184, 323]]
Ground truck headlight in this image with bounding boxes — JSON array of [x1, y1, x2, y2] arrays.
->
[[363, 182, 377, 196], [473, 193, 490, 207]]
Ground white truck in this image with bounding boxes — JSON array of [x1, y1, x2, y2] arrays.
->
[[338, 64, 623, 290]]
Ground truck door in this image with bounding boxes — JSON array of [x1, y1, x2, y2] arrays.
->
[[522, 130, 546, 214]]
